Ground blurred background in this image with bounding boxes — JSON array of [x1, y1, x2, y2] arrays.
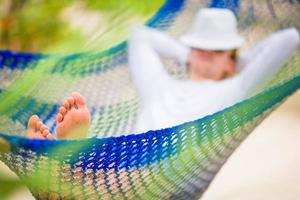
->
[[0, 0, 300, 200], [0, 0, 163, 53]]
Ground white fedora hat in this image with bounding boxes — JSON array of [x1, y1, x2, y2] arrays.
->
[[180, 8, 244, 50]]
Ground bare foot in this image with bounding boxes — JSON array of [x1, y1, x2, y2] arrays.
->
[[27, 115, 54, 140], [55, 92, 90, 140]]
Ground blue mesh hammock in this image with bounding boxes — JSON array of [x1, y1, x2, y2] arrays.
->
[[0, 0, 300, 199]]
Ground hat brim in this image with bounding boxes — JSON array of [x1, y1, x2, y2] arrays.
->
[[180, 34, 244, 50]]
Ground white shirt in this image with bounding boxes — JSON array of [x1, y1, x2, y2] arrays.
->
[[128, 26, 300, 133]]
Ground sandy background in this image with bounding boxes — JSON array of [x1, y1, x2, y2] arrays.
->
[[0, 90, 299, 200], [202, 91, 300, 200]]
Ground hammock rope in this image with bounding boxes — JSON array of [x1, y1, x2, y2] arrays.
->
[[0, 0, 299, 199]]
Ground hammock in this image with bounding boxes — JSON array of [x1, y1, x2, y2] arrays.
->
[[0, 0, 299, 199]]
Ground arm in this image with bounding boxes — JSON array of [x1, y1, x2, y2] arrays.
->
[[236, 28, 300, 97], [128, 26, 190, 98]]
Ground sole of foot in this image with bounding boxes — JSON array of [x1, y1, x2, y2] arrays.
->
[[27, 115, 54, 140], [55, 92, 90, 140]]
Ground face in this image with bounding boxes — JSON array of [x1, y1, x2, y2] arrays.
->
[[188, 48, 237, 80]]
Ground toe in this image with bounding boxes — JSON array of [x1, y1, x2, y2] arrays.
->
[[56, 113, 63, 122], [27, 115, 39, 130], [71, 92, 86, 108], [46, 134, 55, 140], [59, 106, 67, 116], [42, 129, 51, 138], [67, 97, 75, 108], [42, 129, 54, 140], [42, 129, 49, 137], [36, 121, 43, 130], [63, 100, 70, 110], [40, 125, 48, 132]]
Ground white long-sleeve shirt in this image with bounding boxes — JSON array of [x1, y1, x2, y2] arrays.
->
[[128, 26, 300, 133]]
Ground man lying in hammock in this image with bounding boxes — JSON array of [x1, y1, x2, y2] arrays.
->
[[26, 8, 300, 140]]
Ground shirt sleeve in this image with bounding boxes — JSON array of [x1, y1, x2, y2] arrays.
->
[[128, 26, 190, 100], [236, 28, 300, 97]]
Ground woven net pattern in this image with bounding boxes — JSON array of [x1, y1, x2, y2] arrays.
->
[[0, 0, 300, 199]]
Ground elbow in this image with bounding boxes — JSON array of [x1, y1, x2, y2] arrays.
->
[[280, 28, 300, 48], [128, 25, 152, 60], [286, 28, 300, 46], [128, 25, 151, 45], [267, 28, 300, 55]]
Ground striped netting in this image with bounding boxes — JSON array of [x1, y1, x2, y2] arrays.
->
[[0, 0, 300, 199]]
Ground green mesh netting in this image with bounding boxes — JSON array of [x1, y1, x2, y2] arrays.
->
[[0, 0, 300, 199]]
